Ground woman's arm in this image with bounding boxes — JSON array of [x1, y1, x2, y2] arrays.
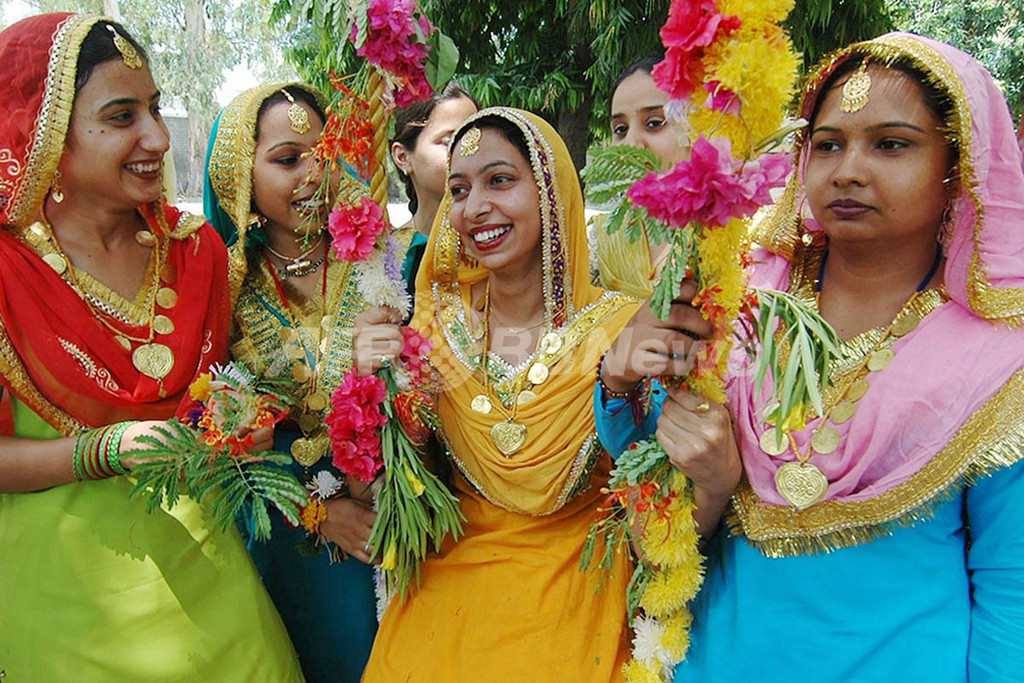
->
[[967, 458, 1024, 678]]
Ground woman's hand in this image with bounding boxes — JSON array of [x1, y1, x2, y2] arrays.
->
[[655, 388, 742, 536], [353, 306, 404, 376], [117, 421, 276, 470], [602, 280, 714, 393], [321, 497, 378, 564]]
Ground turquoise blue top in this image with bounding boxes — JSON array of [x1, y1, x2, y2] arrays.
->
[[594, 385, 1024, 682]]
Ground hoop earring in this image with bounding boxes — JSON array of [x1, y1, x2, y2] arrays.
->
[[51, 170, 65, 204]]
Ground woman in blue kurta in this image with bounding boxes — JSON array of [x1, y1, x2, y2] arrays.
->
[[204, 83, 381, 682], [596, 34, 1024, 681]]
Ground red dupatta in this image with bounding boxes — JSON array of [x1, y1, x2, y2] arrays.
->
[[0, 14, 229, 434]]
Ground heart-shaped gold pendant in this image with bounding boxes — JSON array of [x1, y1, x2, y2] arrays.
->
[[291, 434, 329, 467], [490, 419, 527, 457], [774, 461, 828, 510], [132, 343, 174, 380]]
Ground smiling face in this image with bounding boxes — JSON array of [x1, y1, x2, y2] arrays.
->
[[59, 58, 169, 211], [251, 98, 327, 235], [393, 95, 477, 204], [448, 126, 542, 275], [804, 65, 953, 249], [610, 70, 687, 171]]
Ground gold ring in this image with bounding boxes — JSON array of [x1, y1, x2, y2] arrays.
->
[[694, 401, 711, 414]]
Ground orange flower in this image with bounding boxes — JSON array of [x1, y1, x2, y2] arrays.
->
[[301, 499, 328, 534]]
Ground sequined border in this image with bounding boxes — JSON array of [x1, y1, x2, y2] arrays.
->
[[731, 366, 1024, 557]]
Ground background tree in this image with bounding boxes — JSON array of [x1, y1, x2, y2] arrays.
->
[[786, 0, 892, 69], [888, 0, 1023, 119]]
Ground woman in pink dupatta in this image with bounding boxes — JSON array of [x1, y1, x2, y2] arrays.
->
[[596, 33, 1024, 681]]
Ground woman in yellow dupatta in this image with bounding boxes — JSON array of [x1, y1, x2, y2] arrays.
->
[[359, 108, 640, 680]]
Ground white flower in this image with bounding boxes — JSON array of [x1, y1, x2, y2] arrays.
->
[[392, 365, 413, 393], [665, 98, 690, 122], [307, 470, 344, 500], [632, 615, 673, 670], [210, 361, 253, 388], [355, 257, 411, 317]]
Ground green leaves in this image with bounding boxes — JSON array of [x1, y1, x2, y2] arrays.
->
[[749, 288, 845, 428], [124, 420, 308, 542], [425, 30, 460, 91]]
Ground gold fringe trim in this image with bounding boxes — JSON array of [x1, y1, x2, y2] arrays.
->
[[731, 365, 1024, 557]]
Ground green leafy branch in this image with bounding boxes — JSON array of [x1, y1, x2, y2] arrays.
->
[[748, 289, 844, 432]]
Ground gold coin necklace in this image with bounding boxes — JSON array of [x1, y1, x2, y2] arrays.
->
[[764, 247, 942, 510], [31, 219, 177, 390], [264, 252, 332, 468], [469, 283, 559, 457]]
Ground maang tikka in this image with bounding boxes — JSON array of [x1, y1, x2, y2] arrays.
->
[[280, 89, 311, 135], [106, 25, 143, 70], [840, 58, 872, 113]]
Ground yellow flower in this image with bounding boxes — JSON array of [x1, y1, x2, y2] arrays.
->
[[380, 542, 397, 570], [301, 499, 328, 534], [404, 467, 426, 497], [660, 609, 694, 661], [623, 658, 664, 683], [717, 0, 794, 26], [189, 372, 214, 403]]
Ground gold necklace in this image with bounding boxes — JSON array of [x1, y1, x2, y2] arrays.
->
[[264, 235, 326, 277], [29, 219, 177, 388], [760, 248, 945, 510], [469, 282, 563, 457]]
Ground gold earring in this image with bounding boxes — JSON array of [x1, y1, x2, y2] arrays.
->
[[51, 170, 65, 204], [280, 89, 311, 135]]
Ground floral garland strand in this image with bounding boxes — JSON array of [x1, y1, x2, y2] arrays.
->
[[294, 0, 464, 599], [581, 1, 802, 681]]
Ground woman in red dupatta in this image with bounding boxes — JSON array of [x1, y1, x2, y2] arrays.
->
[[0, 14, 302, 681]]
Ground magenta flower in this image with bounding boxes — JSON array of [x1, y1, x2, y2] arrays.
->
[[628, 136, 791, 229], [326, 371, 389, 482], [652, 0, 741, 99], [328, 196, 388, 262], [704, 81, 741, 115]]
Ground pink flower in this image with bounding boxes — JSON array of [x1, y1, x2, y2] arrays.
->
[[328, 196, 388, 262], [326, 372, 389, 482], [353, 0, 434, 107], [652, 0, 741, 99], [628, 136, 791, 229], [704, 81, 741, 115]]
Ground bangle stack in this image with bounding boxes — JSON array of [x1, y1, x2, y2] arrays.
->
[[72, 421, 134, 481]]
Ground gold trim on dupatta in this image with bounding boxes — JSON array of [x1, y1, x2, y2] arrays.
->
[[730, 366, 1024, 557], [6, 14, 101, 228]]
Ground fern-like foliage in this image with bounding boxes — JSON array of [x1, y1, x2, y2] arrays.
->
[[582, 146, 664, 245]]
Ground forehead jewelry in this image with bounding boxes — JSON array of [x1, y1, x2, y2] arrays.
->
[[105, 25, 143, 70], [460, 126, 482, 156], [840, 59, 872, 113], [280, 89, 311, 135]]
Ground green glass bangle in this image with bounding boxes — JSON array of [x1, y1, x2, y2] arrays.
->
[[82, 428, 106, 480], [105, 421, 133, 476], [72, 429, 89, 481]]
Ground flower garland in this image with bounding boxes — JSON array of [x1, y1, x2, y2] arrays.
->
[[581, 1, 802, 681], [296, 0, 464, 599]]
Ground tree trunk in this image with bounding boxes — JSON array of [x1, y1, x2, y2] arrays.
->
[[103, 0, 121, 19], [556, 89, 594, 173], [182, 0, 207, 198]]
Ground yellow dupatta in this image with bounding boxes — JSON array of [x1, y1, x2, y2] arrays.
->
[[414, 108, 640, 515]]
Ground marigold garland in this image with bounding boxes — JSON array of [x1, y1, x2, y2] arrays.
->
[[582, 1, 801, 681]]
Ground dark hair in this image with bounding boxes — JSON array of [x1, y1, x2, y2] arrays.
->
[[75, 21, 148, 93], [808, 53, 959, 168], [255, 86, 327, 139], [450, 114, 532, 169], [609, 55, 663, 107], [391, 81, 477, 214]]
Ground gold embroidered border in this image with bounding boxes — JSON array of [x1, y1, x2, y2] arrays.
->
[[731, 366, 1024, 557], [231, 255, 362, 414], [7, 15, 100, 228]]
